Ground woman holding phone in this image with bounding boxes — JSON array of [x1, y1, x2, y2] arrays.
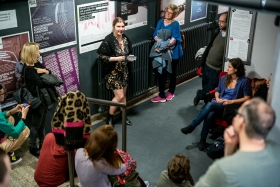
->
[[97, 17, 135, 127]]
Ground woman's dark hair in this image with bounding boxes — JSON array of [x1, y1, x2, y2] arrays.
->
[[225, 58, 246, 86], [167, 153, 191, 184], [84, 125, 120, 168]]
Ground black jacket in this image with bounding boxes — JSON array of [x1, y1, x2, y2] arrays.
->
[[97, 32, 133, 76]]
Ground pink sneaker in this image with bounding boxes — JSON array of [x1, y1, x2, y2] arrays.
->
[[166, 92, 175, 101], [151, 96, 166, 103]]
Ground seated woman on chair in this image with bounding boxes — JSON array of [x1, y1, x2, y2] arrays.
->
[[180, 58, 251, 151]]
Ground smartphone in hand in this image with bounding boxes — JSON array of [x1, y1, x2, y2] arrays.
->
[[24, 103, 29, 108], [127, 56, 137, 61]]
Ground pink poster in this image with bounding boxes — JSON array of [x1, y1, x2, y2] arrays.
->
[[0, 32, 29, 109]]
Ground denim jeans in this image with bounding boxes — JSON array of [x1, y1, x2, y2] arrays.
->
[[190, 102, 224, 139]]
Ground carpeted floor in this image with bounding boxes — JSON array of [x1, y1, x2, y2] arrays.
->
[[9, 77, 215, 187]]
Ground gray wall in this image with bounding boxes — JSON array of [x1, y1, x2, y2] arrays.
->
[[246, 13, 279, 79], [267, 23, 280, 145]]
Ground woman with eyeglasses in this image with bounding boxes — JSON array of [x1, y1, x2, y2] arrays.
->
[[150, 4, 183, 103], [181, 58, 251, 151]]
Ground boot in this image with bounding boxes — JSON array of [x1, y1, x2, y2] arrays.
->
[[106, 113, 114, 126], [181, 125, 195, 135], [119, 111, 132, 126], [198, 138, 206, 151], [29, 145, 40, 158]]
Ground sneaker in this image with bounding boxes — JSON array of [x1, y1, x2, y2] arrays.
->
[[10, 155, 22, 165], [166, 92, 175, 101], [144, 181, 149, 187], [151, 96, 166, 103]]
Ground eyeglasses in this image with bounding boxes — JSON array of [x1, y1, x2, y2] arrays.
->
[[166, 11, 174, 15], [218, 20, 226, 23]]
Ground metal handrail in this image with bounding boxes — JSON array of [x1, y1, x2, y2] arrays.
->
[[86, 97, 127, 151]]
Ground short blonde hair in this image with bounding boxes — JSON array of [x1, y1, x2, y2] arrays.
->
[[167, 4, 179, 19], [21, 42, 39, 65]]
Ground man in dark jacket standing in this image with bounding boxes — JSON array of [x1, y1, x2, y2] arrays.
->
[[194, 12, 228, 106]]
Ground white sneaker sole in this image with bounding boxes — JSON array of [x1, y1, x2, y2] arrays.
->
[[10, 157, 22, 165], [166, 95, 175, 101], [151, 99, 166, 103]]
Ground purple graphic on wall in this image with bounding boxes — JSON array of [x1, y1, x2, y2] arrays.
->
[[42, 47, 79, 96]]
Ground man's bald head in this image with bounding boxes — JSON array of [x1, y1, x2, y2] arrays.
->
[[240, 98, 276, 139]]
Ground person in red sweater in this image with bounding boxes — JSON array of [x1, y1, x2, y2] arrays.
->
[[34, 133, 69, 187]]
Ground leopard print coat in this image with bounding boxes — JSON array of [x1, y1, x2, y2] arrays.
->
[[51, 91, 91, 150]]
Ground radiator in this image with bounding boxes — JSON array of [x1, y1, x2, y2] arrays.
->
[[178, 23, 209, 79], [97, 23, 210, 112]]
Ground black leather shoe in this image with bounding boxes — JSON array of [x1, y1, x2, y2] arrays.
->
[[125, 118, 132, 126], [181, 125, 195, 135], [119, 111, 132, 126], [193, 95, 200, 106], [29, 145, 40, 157], [198, 138, 206, 151]]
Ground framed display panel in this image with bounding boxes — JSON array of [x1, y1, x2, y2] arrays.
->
[[0, 32, 30, 109], [190, 0, 207, 22], [217, 5, 229, 14], [28, 0, 77, 53], [116, 2, 148, 30], [76, 0, 115, 54], [225, 8, 257, 65]]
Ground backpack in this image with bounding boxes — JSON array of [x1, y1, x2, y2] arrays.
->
[[206, 135, 225, 160]]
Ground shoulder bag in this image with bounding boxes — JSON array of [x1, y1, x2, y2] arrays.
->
[[13, 67, 42, 109]]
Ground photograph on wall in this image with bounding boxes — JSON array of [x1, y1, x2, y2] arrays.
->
[[227, 9, 253, 62], [42, 47, 79, 96], [190, 0, 207, 22], [0, 32, 29, 109], [218, 5, 229, 14], [116, 2, 147, 30], [160, 0, 186, 25], [77, 1, 115, 54], [28, 0, 77, 53]]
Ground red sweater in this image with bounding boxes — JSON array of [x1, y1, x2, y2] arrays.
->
[[34, 133, 69, 187]]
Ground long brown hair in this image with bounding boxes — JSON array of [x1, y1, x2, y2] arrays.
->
[[84, 125, 119, 168], [225, 58, 246, 86]]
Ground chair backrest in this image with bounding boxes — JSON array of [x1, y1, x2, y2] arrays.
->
[[219, 71, 228, 80]]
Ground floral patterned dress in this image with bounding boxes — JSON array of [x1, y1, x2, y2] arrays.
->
[[98, 33, 132, 90]]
